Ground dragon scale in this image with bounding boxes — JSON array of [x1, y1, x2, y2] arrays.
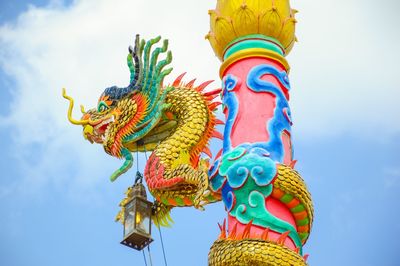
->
[[145, 84, 221, 209]]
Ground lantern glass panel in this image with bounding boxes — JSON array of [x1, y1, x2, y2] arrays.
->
[[135, 198, 151, 235], [124, 199, 136, 237]]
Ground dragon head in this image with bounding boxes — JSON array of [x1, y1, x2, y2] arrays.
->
[[79, 87, 147, 157], [63, 35, 175, 181]]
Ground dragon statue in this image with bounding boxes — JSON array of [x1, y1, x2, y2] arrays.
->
[[63, 35, 222, 225]]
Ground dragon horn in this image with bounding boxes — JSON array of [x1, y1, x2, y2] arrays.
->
[[129, 34, 141, 87], [62, 88, 89, 125]]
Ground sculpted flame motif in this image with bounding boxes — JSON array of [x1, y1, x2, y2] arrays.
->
[[63, 35, 222, 225]]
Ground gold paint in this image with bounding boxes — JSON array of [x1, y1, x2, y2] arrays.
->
[[208, 239, 307, 266], [274, 164, 314, 244]]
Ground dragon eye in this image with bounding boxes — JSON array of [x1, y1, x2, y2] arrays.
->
[[97, 101, 109, 112]]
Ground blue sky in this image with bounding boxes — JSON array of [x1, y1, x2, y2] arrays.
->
[[0, 0, 399, 266]]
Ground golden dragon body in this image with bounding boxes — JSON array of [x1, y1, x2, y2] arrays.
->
[[63, 35, 222, 226]]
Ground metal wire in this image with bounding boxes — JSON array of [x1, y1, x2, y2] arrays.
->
[[144, 146, 168, 266], [144, 146, 148, 161], [134, 147, 143, 184], [137, 147, 140, 180], [156, 215, 168, 266], [147, 245, 153, 266], [142, 250, 148, 266]]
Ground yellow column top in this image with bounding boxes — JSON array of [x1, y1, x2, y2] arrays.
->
[[206, 0, 297, 61]]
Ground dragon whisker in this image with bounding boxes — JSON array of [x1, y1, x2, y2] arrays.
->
[[62, 88, 90, 126]]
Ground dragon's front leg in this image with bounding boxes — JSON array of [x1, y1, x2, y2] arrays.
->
[[165, 161, 210, 210], [144, 152, 211, 210], [110, 147, 133, 182]]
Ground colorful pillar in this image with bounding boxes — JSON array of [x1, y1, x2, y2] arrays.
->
[[206, 1, 313, 265]]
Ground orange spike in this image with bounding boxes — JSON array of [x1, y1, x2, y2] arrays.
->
[[218, 219, 227, 239], [191, 155, 200, 167], [186, 78, 196, 88], [218, 223, 223, 231], [303, 254, 309, 261], [228, 223, 238, 239], [277, 231, 290, 245], [289, 160, 298, 168], [217, 224, 225, 239], [215, 119, 224, 125], [241, 220, 253, 239], [205, 93, 219, 102], [172, 72, 186, 87], [196, 80, 214, 92], [209, 102, 222, 111], [215, 149, 223, 160], [202, 146, 213, 158], [203, 88, 221, 96], [212, 130, 223, 140], [261, 227, 270, 241], [294, 247, 300, 254]]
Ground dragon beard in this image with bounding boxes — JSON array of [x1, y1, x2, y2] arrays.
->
[[104, 97, 140, 158]]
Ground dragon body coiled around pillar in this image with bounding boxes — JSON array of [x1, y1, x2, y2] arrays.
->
[[63, 35, 222, 226]]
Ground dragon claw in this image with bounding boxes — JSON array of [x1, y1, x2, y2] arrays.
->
[[196, 205, 205, 211], [193, 195, 206, 211], [161, 103, 172, 110], [202, 189, 211, 198]]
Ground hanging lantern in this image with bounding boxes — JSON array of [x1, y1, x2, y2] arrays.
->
[[120, 181, 153, 250]]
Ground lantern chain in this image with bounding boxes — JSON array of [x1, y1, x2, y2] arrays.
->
[[135, 147, 143, 184]]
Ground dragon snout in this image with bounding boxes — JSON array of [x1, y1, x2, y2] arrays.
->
[[83, 125, 94, 143]]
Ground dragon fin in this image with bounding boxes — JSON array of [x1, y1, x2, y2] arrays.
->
[[209, 101, 221, 111], [203, 88, 221, 96], [202, 146, 213, 158], [172, 72, 186, 87], [215, 119, 224, 125], [205, 93, 220, 102], [186, 78, 196, 88], [215, 148, 223, 160], [196, 80, 214, 92], [211, 130, 223, 140]]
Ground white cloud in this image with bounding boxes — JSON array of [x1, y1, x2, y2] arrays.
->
[[0, 0, 220, 196], [0, 0, 398, 194], [289, 0, 400, 138]]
